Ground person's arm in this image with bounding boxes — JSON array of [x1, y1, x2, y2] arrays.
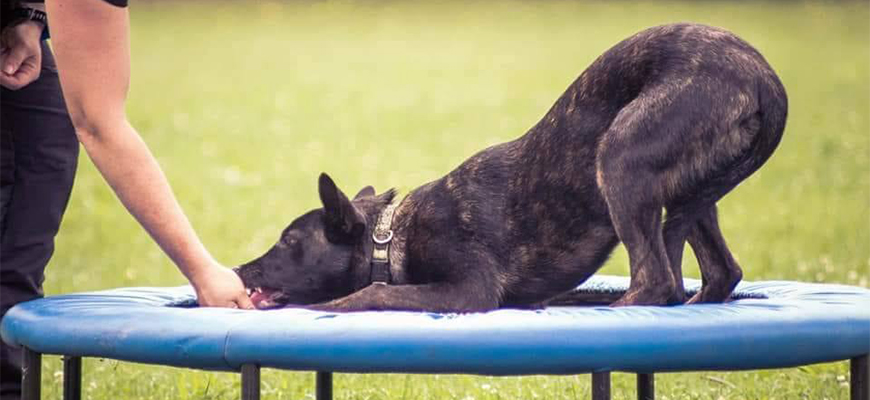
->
[[45, 0, 253, 309]]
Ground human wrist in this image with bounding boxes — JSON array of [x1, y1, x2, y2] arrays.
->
[[22, 2, 46, 12], [14, 20, 44, 36], [181, 252, 223, 290], [4, 8, 46, 33]]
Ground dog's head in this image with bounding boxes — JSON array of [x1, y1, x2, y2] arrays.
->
[[235, 173, 393, 309]]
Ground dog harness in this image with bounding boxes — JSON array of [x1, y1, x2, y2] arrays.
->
[[370, 203, 398, 284]]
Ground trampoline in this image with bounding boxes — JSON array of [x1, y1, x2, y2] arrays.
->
[[2, 275, 868, 400]]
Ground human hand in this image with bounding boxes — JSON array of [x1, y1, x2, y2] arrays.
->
[[0, 21, 43, 90], [191, 262, 256, 309]]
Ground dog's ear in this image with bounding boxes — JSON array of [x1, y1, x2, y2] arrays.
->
[[353, 186, 376, 200], [318, 173, 366, 243]]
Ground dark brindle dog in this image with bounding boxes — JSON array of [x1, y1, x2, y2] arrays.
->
[[236, 23, 787, 312]]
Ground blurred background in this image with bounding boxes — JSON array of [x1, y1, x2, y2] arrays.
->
[[41, 1, 868, 399]]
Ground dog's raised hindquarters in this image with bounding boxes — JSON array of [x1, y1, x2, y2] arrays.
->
[[235, 23, 787, 312]]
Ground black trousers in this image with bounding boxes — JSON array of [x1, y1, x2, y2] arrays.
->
[[0, 41, 79, 400]]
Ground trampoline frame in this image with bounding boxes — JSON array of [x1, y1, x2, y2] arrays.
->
[[19, 348, 869, 400]]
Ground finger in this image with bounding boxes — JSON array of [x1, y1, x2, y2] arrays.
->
[[13, 61, 39, 85], [197, 295, 223, 308], [0, 58, 39, 90], [236, 293, 256, 310], [2, 46, 27, 76], [0, 73, 25, 90]]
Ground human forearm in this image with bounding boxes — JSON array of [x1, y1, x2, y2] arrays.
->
[[76, 120, 216, 286]]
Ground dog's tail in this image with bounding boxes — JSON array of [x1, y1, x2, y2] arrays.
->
[[669, 70, 788, 225], [725, 72, 789, 190]]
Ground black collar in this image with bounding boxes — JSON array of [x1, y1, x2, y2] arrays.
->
[[370, 202, 398, 284]]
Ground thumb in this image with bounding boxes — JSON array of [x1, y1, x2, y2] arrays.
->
[[2, 46, 26, 75], [236, 292, 256, 310]]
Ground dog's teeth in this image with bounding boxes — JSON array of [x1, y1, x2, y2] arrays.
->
[[256, 287, 263, 293]]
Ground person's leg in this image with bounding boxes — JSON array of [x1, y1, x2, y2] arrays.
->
[[0, 41, 79, 400]]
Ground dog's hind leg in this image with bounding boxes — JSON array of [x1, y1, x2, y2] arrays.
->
[[597, 78, 753, 306], [601, 194, 675, 306], [685, 205, 743, 303], [596, 96, 681, 306], [659, 205, 702, 304]]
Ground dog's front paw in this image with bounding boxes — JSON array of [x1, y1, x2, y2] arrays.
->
[[685, 289, 732, 304], [305, 300, 348, 312]]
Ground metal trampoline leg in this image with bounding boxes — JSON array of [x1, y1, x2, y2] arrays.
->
[[241, 364, 260, 400], [317, 371, 333, 400], [853, 354, 869, 400], [22, 347, 41, 400], [592, 371, 611, 400], [63, 356, 82, 400], [637, 373, 654, 400]]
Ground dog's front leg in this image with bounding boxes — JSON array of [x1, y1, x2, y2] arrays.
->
[[306, 283, 499, 313]]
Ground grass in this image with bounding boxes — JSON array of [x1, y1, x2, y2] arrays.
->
[[33, 0, 869, 398]]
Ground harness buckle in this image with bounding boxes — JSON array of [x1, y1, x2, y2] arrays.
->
[[373, 230, 393, 244]]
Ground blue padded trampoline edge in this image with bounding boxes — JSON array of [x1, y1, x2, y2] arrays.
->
[[2, 276, 869, 374]]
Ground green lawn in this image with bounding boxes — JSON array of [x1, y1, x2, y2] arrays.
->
[[37, 0, 869, 398]]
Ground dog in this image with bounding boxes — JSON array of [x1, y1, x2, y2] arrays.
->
[[235, 23, 787, 312]]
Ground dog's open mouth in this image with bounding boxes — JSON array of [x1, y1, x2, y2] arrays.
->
[[247, 286, 284, 309]]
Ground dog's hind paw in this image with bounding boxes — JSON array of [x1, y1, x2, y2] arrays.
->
[[610, 287, 677, 307]]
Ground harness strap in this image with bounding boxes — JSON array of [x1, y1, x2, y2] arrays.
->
[[370, 203, 398, 284]]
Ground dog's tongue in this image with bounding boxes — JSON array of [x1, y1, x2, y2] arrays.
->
[[250, 288, 280, 309]]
